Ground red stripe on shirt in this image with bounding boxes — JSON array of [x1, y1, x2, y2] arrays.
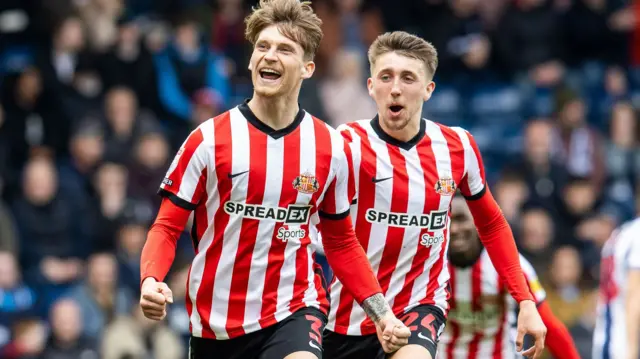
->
[[225, 124, 268, 336], [446, 268, 460, 358], [195, 112, 232, 339], [361, 143, 409, 333], [333, 122, 376, 331], [467, 261, 484, 359]]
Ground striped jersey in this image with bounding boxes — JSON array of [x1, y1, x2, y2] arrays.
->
[[593, 217, 640, 359], [326, 116, 487, 336], [437, 251, 546, 359], [158, 102, 353, 339]]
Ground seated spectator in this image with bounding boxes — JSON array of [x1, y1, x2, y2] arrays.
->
[[102, 304, 183, 359], [102, 86, 158, 164], [0, 251, 36, 352], [0, 318, 47, 359], [41, 298, 99, 359], [550, 88, 606, 190], [605, 102, 639, 207], [91, 162, 129, 251], [544, 246, 597, 331], [154, 15, 230, 147], [11, 156, 88, 310], [319, 48, 376, 127], [516, 205, 556, 275], [492, 171, 529, 226], [127, 129, 170, 214], [116, 213, 150, 295], [58, 120, 105, 206], [100, 14, 158, 112], [514, 119, 568, 206], [68, 252, 133, 340]]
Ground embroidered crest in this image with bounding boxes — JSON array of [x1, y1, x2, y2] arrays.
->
[[293, 172, 319, 194], [434, 176, 456, 196]]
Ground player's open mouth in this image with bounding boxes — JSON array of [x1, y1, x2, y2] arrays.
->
[[389, 105, 404, 115], [259, 69, 282, 80]]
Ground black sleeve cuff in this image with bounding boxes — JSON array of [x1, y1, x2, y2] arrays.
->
[[318, 209, 350, 220], [157, 188, 197, 210], [463, 185, 487, 201]]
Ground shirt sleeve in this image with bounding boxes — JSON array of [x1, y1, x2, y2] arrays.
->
[[336, 124, 359, 203], [318, 137, 356, 219], [158, 127, 211, 210], [453, 128, 487, 200], [519, 254, 547, 303]]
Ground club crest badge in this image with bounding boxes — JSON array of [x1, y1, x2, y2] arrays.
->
[[293, 172, 319, 194], [434, 176, 456, 196]]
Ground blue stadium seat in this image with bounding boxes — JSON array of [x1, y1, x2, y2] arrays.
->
[[466, 83, 523, 127], [422, 84, 463, 127]]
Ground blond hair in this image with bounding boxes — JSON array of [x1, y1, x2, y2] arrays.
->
[[245, 0, 323, 60], [368, 31, 438, 78]]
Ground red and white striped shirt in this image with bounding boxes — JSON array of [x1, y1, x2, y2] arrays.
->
[[326, 116, 487, 336], [159, 102, 353, 339], [438, 251, 546, 359]]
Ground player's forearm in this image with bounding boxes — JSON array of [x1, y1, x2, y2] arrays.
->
[[140, 198, 190, 283], [537, 301, 580, 359], [466, 190, 532, 302], [320, 215, 383, 305]]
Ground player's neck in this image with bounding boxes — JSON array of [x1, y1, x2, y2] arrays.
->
[[248, 93, 300, 130], [379, 114, 422, 143]]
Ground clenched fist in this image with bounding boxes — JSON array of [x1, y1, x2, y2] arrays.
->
[[375, 312, 412, 353], [140, 277, 174, 321]]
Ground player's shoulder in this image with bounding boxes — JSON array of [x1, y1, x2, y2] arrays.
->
[[608, 217, 640, 247], [424, 118, 474, 145], [334, 119, 371, 142]]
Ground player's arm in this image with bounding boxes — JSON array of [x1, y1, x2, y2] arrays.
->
[[455, 128, 545, 357], [319, 138, 409, 352], [519, 256, 580, 359], [139, 127, 211, 320], [456, 129, 532, 303], [626, 240, 640, 359]]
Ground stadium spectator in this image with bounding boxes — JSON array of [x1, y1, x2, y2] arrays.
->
[[41, 298, 99, 359]]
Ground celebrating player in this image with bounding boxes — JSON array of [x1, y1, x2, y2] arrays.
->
[[138, 1, 410, 358], [322, 31, 546, 359], [439, 195, 580, 359], [593, 217, 640, 359]]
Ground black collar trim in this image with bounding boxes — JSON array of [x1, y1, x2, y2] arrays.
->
[[370, 115, 426, 150], [238, 99, 306, 139]]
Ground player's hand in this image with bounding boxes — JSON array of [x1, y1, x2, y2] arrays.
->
[[140, 277, 174, 321], [516, 300, 547, 358], [374, 312, 411, 353]]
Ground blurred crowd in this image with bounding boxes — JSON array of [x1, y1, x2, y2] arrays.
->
[[0, 0, 638, 358]]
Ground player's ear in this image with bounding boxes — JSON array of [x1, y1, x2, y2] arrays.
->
[[367, 78, 374, 97], [424, 81, 436, 102], [301, 61, 315, 79]]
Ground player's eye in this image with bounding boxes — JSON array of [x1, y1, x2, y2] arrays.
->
[[257, 43, 267, 50], [404, 76, 415, 82], [381, 74, 391, 81]]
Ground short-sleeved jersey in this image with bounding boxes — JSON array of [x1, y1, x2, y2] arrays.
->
[[437, 251, 545, 359], [326, 116, 487, 336], [593, 218, 640, 359], [159, 102, 353, 340]]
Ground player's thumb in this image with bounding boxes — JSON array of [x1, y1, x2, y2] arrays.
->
[[381, 322, 394, 341], [157, 282, 174, 304], [393, 324, 411, 338]]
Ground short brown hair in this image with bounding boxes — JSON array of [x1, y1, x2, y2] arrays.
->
[[245, 0, 323, 60], [368, 31, 438, 78]]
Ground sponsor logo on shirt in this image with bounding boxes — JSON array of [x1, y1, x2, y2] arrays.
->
[[365, 209, 447, 230], [162, 177, 173, 187], [276, 226, 306, 242], [420, 232, 445, 247], [224, 201, 312, 225]]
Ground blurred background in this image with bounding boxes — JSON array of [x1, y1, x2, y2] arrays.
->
[[0, 0, 638, 357]]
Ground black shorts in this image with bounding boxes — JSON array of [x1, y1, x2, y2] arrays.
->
[[189, 307, 327, 359], [323, 305, 446, 359]]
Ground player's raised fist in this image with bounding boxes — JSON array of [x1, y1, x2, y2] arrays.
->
[[140, 277, 174, 321], [375, 312, 411, 353]]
